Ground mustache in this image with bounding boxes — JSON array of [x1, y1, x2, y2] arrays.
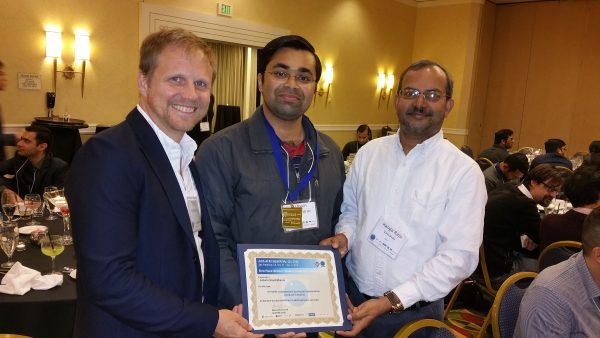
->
[[405, 106, 433, 117], [276, 87, 304, 98]]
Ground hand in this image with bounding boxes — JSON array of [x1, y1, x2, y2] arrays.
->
[[522, 236, 538, 251], [214, 309, 263, 338], [319, 233, 349, 257], [335, 297, 391, 337]]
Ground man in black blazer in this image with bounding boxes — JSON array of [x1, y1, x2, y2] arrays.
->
[[65, 28, 260, 338]]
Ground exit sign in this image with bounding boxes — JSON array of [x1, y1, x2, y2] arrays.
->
[[217, 3, 232, 17]]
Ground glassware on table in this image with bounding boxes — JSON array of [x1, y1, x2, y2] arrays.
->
[[43, 186, 59, 220], [0, 223, 19, 269], [1, 190, 18, 223], [52, 189, 72, 245], [16, 201, 28, 220], [24, 194, 43, 226], [40, 234, 64, 275]]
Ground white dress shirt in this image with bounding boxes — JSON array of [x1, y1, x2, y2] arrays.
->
[[137, 105, 205, 278], [336, 129, 487, 308]]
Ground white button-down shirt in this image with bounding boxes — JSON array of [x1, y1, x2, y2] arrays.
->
[[336, 129, 487, 308], [137, 105, 204, 279]]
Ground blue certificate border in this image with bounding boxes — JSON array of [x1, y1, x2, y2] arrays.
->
[[237, 244, 351, 334]]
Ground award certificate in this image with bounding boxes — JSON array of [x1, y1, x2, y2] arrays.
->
[[238, 244, 351, 334]]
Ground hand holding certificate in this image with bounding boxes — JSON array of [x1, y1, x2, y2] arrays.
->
[[238, 244, 351, 334]]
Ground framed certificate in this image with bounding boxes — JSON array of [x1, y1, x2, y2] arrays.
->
[[238, 244, 351, 334]]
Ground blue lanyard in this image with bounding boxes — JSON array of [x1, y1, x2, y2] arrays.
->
[[262, 112, 319, 202]]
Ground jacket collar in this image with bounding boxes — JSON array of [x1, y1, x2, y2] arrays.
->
[[246, 105, 330, 157]]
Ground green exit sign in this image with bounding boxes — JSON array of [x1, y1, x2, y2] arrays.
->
[[217, 3, 232, 17]]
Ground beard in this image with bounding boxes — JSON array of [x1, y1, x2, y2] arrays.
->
[[399, 106, 439, 137], [264, 87, 309, 121]]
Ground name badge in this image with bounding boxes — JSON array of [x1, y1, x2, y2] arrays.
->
[[369, 219, 406, 259], [186, 197, 202, 233], [200, 121, 210, 132], [281, 201, 319, 232]]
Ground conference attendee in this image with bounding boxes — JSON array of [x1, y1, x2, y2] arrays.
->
[[514, 208, 600, 337], [539, 164, 600, 252], [320, 60, 487, 337], [65, 28, 259, 338], [478, 128, 514, 163], [0, 60, 17, 161], [483, 164, 563, 288], [0, 124, 68, 198], [583, 140, 600, 166], [342, 124, 371, 160], [482, 152, 529, 193], [195, 35, 345, 336], [530, 138, 572, 170]]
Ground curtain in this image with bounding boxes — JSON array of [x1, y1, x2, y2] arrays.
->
[[208, 42, 245, 108]]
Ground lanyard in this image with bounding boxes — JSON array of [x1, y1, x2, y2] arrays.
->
[[262, 112, 319, 202]]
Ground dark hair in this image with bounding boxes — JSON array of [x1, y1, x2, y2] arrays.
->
[[460, 145, 474, 158], [523, 164, 563, 190], [494, 129, 513, 145], [397, 59, 453, 98], [258, 35, 322, 83], [25, 124, 52, 148], [562, 165, 600, 207], [544, 138, 566, 153], [356, 124, 371, 139], [504, 153, 529, 176], [582, 208, 600, 256], [139, 28, 215, 81], [589, 140, 600, 154]]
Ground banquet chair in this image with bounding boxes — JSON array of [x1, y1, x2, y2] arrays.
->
[[394, 318, 459, 338], [475, 157, 494, 171], [490, 272, 537, 338], [537, 240, 581, 272]]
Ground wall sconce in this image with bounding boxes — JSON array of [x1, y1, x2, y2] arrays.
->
[[377, 72, 395, 108], [315, 64, 333, 106], [45, 30, 90, 98]]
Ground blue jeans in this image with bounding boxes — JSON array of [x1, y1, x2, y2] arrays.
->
[[338, 275, 444, 338]]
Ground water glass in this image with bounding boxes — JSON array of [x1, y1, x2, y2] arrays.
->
[[1, 190, 18, 223], [0, 223, 19, 269], [43, 186, 59, 220], [24, 194, 43, 226]]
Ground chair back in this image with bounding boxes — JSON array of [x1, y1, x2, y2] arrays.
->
[[538, 240, 581, 271], [475, 157, 494, 171], [491, 272, 537, 338], [478, 245, 497, 295], [394, 318, 458, 338]]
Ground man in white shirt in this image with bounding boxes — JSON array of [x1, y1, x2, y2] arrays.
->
[[321, 60, 487, 337]]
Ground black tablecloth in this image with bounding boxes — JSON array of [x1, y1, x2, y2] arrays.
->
[[0, 217, 76, 338]]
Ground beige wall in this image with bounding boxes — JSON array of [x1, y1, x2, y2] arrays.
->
[[476, 0, 600, 155], [1, 0, 488, 150]]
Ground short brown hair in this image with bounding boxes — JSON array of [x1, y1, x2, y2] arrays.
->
[[582, 208, 600, 256], [139, 28, 215, 81], [523, 163, 563, 190]]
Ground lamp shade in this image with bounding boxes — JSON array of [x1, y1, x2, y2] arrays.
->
[[75, 34, 90, 60], [45, 31, 62, 58]]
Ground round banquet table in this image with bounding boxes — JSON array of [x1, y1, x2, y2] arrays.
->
[[0, 217, 76, 338]]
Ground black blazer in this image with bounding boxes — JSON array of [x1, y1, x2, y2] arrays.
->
[[65, 108, 220, 338]]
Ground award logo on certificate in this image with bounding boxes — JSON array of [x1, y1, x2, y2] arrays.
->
[[237, 244, 351, 334]]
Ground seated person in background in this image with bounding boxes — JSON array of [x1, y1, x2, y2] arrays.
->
[[478, 128, 514, 163], [515, 208, 600, 337], [342, 124, 371, 160], [539, 164, 600, 252], [460, 144, 474, 158], [0, 124, 68, 198], [530, 138, 573, 170], [583, 140, 600, 165], [483, 152, 529, 193], [483, 164, 563, 288]]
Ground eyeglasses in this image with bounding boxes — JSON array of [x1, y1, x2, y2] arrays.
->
[[399, 88, 449, 102], [267, 71, 314, 85], [542, 182, 561, 194]]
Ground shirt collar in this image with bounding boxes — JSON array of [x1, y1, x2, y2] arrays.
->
[[518, 183, 533, 199], [395, 128, 444, 155], [136, 104, 197, 168]]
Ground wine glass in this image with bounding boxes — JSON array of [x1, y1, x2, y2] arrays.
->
[[1, 190, 18, 223], [24, 194, 43, 226], [43, 186, 59, 220], [0, 223, 19, 269], [40, 234, 64, 275], [51, 189, 72, 245]]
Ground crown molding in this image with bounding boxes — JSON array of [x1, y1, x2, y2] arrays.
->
[[395, 0, 485, 7]]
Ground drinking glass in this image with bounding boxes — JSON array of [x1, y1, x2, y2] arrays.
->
[[24, 194, 43, 226], [40, 234, 64, 274], [52, 190, 72, 245], [43, 186, 59, 220], [0, 223, 19, 269], [1, 190, 18, 223]]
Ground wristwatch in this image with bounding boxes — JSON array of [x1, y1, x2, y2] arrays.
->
[[383, 290, 404, 313]]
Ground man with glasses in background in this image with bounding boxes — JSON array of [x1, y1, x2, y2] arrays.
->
[[196, 35, 344, 337], [530, 138, 573, 170], [483, 164, 564, 288], [320, 60, 487, 337]]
